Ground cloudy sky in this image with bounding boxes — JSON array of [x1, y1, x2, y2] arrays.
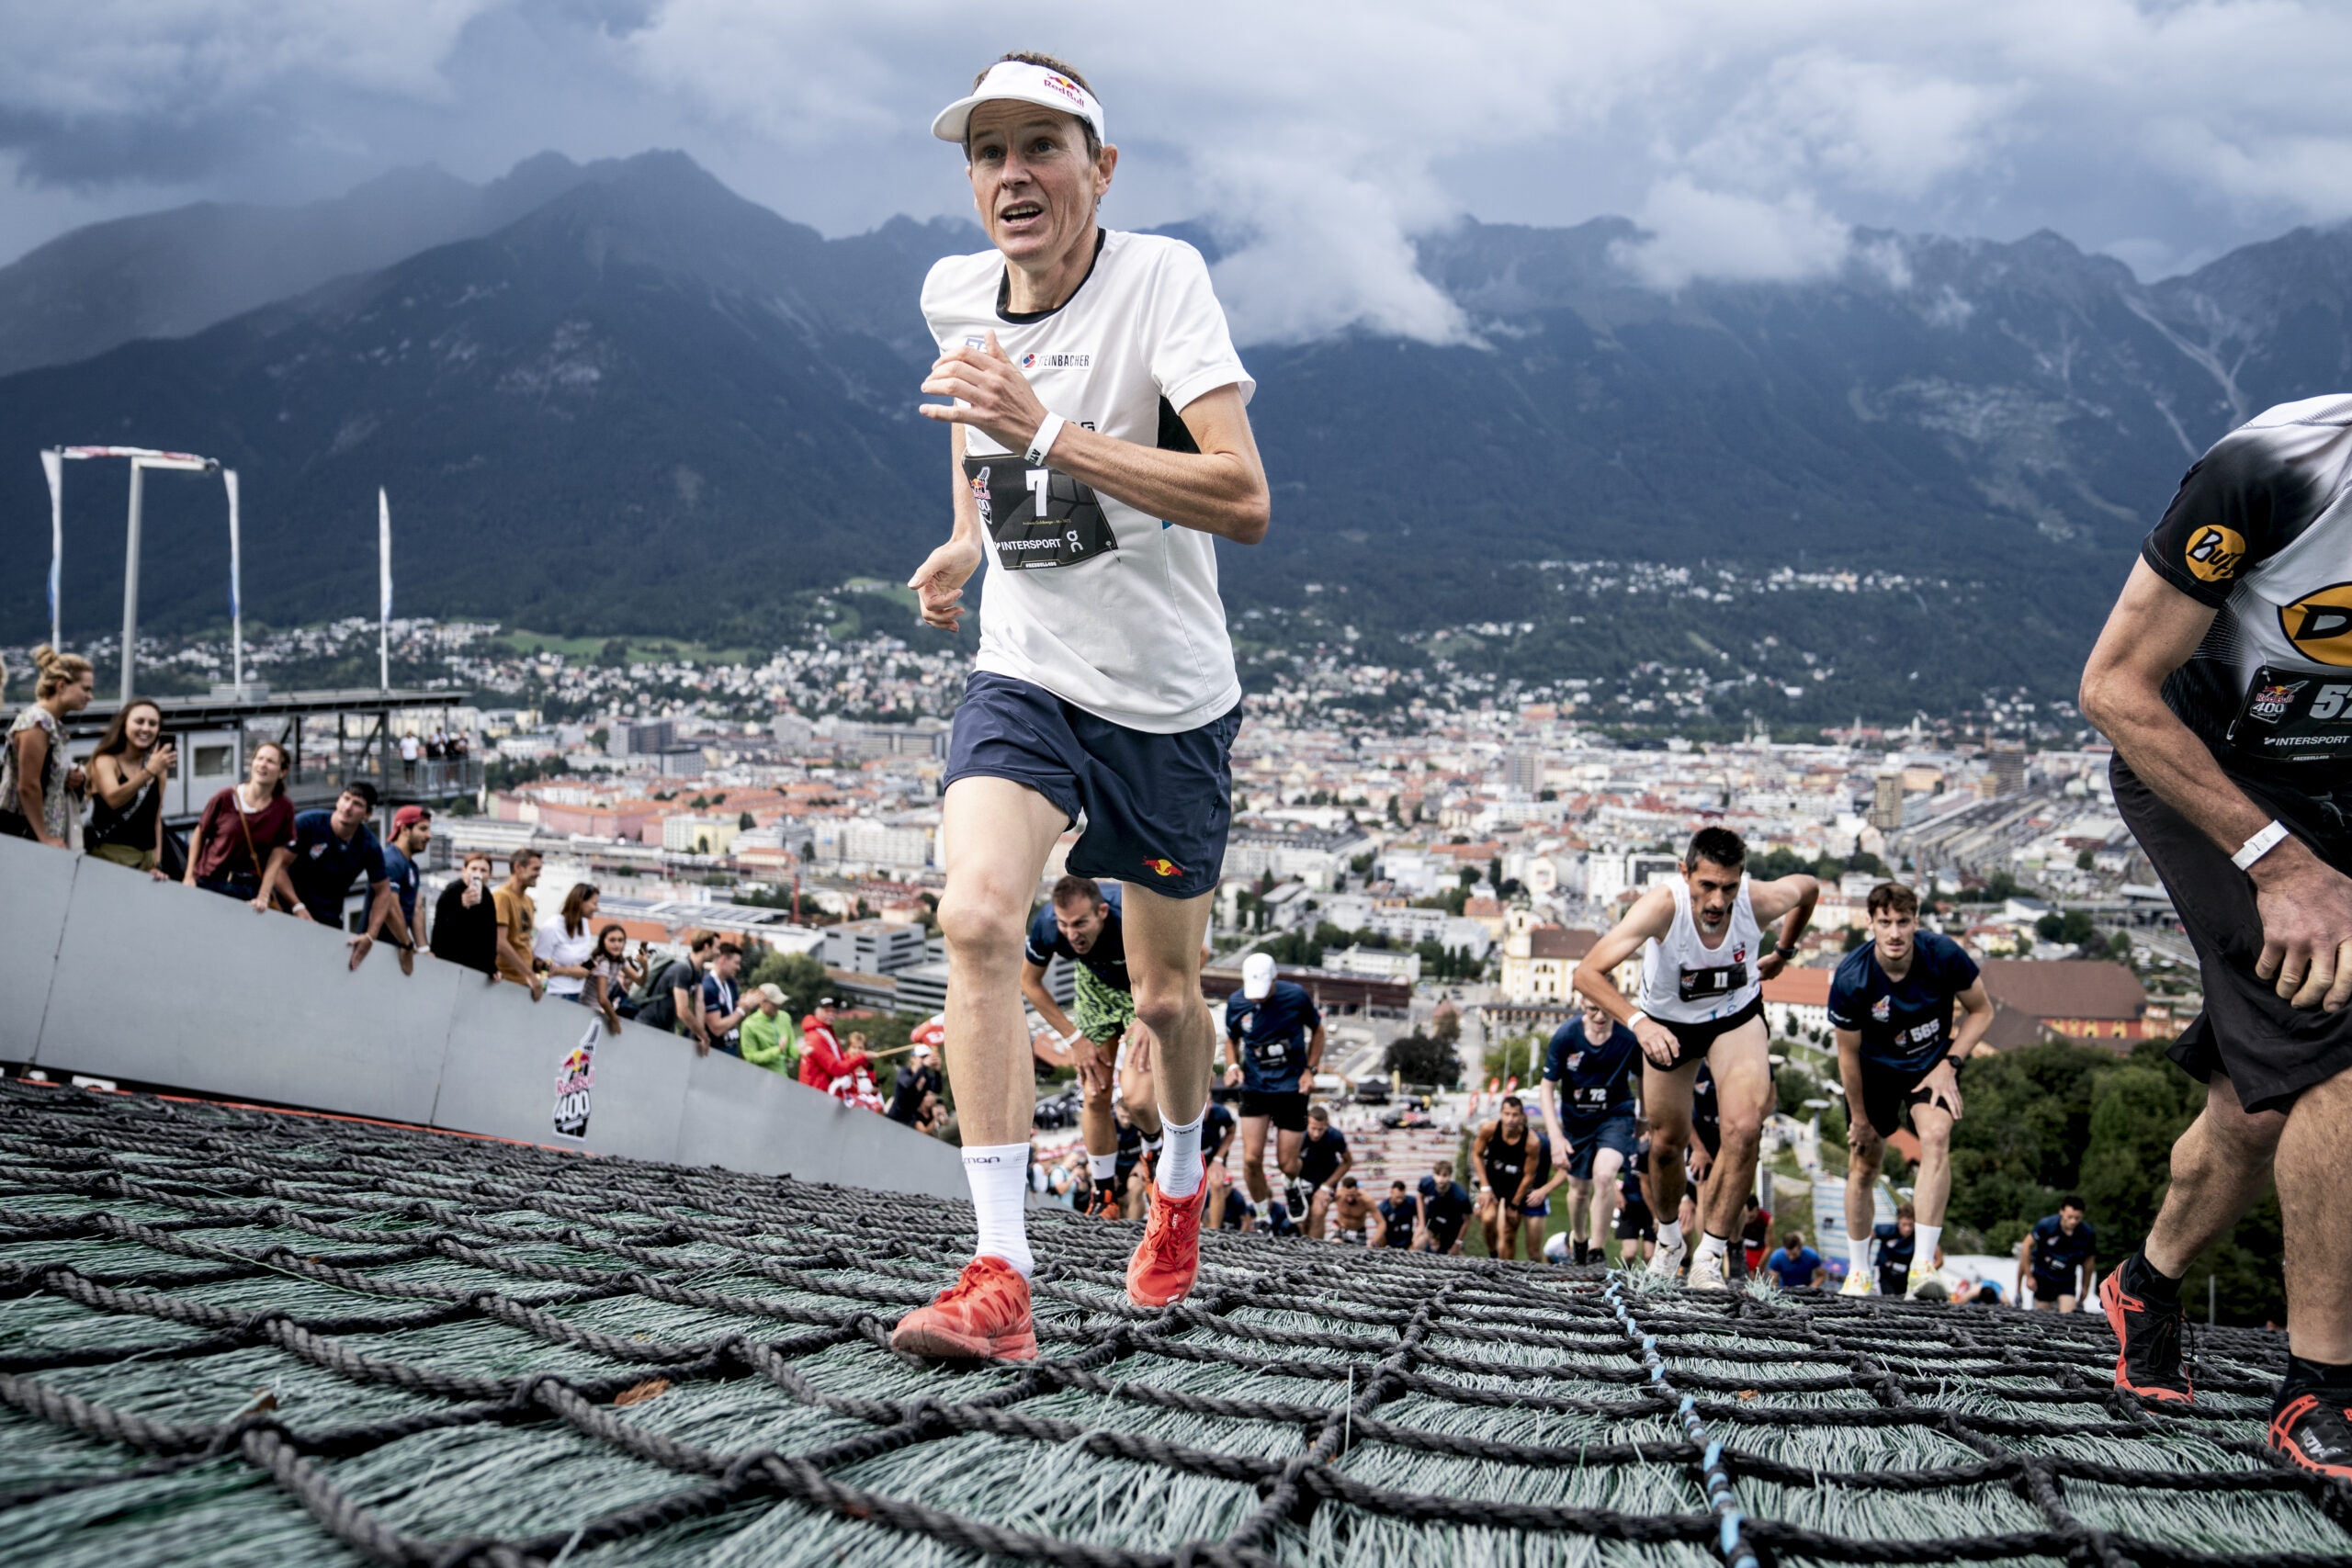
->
[[6, 1, 2352, 343]]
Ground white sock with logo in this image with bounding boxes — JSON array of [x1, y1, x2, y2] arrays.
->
[[1913, 1225, 1943, 1270], [962, 1145, 1034, 1277], [1089, 1151, 1117, 1181], [1158, 1111, 1204, 1198], [1657, 1219, 1685, 1251], [1849, 1235, 1874, 1270], [1694, 1231, 1730, 1262]]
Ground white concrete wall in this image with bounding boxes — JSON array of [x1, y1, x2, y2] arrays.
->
[[0, 836, 962, 1200]]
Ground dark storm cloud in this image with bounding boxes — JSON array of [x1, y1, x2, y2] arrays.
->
[[8, 2, 2352, 343]]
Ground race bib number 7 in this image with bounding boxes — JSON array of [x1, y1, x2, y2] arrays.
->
[[965, 457, 1118, 571], [2226, 664, 2352, 762]]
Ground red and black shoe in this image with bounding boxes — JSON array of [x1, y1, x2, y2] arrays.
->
[[1086, 1180, 1122, 1220], [2101, 1267, 2194, 1404], [2268, 1393, 2352, 1480]]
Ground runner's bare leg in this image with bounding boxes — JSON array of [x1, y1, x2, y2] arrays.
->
[[1641, 1061, 1702, 1224], [2143, 1070, 2286, 1278], [1910, 1100, 1955, 1229], [1121, 881, 1216, 1179], [936, 778, 1069, 1147], [2271, 1062, 2352, 1362], [1699, 1021, 1773, 1241]]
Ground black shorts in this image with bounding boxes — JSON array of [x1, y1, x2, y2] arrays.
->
[[2113, 754, 2352, 1112], [1656, 996, 1766, 1069], [1563, 1111, 1637, 1179], [1615, 1201, 1657, 1242], [944, 671, 1242, 899], [1858, 1055, 1951, 1140], [1238, 1089, 1309, 1133]]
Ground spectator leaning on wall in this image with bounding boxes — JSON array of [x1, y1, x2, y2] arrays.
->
[[84, 698, 174, 877], [741, 984, 798, 1077], [2, 646, 93, 846], [184, 741, 295, 910], [379, 807, 432, 976], [287, 782, 413, 972], [492, 849, 546, 998], [431, 851, 500, 977]]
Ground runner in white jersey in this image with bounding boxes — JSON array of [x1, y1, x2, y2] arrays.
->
[[888, 52, 1272, 1362], [1574, 827, 1818, 1289]]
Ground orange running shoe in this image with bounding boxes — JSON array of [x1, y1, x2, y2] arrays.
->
[[2269, 1393, 2352, 1480], [889, 1256, 1037, 1360], [2100, 1268, 2193, 1404], [1087, 1183, 1121, 1220], [1126, 1167, 1206, 1307]]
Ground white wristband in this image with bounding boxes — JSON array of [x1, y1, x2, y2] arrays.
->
[[1626, 1011, 1647, 1032], [2231, 819, 2290, 871], [1026, 411, 1067, 466]]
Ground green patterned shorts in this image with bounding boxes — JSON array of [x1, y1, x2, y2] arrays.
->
[[1074, 964, 1136, 1043]]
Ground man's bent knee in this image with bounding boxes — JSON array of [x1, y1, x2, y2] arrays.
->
[[1132, 985, 1200, 1043], [937, 887, 1025, 962]]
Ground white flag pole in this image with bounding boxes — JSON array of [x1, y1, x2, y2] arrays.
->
[[378, 488, 391, 692], [223, 469, 243, 694], [40, 448, 62, 651]]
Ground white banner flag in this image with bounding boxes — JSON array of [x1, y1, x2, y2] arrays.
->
[[378, 488, 392, 621], [222, 469, 241, 621], [40, 448, 62, 647]]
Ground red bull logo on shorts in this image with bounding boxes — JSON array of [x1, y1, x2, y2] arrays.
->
[[1142, 857, 1183, 878]]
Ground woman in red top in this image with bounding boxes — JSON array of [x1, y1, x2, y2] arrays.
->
[[798, 999, 871, 1096], [183, 740, 296, 911]]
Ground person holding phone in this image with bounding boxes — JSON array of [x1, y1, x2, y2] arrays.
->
[[85, 699, 175, 876], [430, 851, 501, 977], [2, 646, 93, 846]]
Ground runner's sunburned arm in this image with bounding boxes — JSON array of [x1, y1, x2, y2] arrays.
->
[[2082, 558, 2352, 1008], [920, 334, 1268, 543]]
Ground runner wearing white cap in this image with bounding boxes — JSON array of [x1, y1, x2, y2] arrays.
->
[[1222, 953, 1326, 1232], [890, 51, 1270, 1361]]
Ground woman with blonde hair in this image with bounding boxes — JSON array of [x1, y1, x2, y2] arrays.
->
[[2, 646, 94, 846], [183, 739, 296, 911], [85, 698, 176, 876]]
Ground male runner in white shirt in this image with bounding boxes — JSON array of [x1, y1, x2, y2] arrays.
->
[[888, 52, 1270, 1360]]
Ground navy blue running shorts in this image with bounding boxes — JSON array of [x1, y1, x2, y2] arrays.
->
[[945, 671, 1242, 900], [1563, 1111, 1638, 1180]]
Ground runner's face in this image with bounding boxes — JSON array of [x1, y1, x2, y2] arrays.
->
[[1897, 1217, 1914, 1237], [1871, 908, 1917, 964], [1500, 1103, 1524, 1136], [967, 103, 1107, 267], [1056, 897, 1106, 953], [1684, 859, 1741, 931], [1582, 1001, 1612, 1037]]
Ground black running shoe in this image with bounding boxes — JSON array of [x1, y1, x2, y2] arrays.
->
[[2268, 1393, 2352, 1481], [2100, 1267, 2193, 1404]]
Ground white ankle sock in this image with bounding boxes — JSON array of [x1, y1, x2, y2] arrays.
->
[[1849, 1234, 1873, 1268], [1089, 1151, 1117, 1181], [1913, 1224, 1942, 1268], [1158, 1111, 1204, 1198], [962, 1145, 1034, 1277], [1695, 1231, 1729, 1262], [1657, 1220, 1684, 1250]]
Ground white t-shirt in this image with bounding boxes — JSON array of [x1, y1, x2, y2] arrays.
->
[[921, 229, 1253, 734], [534, 922, 598, 997], [1638, 876, 1764, 1024]]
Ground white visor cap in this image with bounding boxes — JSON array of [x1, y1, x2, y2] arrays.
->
[[933, 60, 1105, 149], [1241, 952, 1276, 1000]]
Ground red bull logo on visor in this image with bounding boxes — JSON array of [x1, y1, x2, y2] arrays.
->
[[1042, 73, 1088, 108]]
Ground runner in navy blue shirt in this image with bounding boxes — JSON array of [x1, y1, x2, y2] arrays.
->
[[1223, 953, 1325, 1231], [1295, 1104, 1352, 1238], [1871, 1204, 1943, 1298], [1416, 1159, 1474, 1254], [2023, 1199, 2098, 1311], [1201, 1098, 1238, 1229], [1376, 1181, 1418, 1249], [1539, 998, 1642, 1265], [1613, 1134, 1657, 1263], [1828, 884, 1992, 1296]]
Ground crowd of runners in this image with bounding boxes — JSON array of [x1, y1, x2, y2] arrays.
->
[[883, 48, 2352, 1481]]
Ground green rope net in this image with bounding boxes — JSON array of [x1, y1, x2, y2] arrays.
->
[[1, 1080, 2345, 1567]]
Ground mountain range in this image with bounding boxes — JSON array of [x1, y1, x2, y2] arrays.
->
[[6, 149, 2350, 723]]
